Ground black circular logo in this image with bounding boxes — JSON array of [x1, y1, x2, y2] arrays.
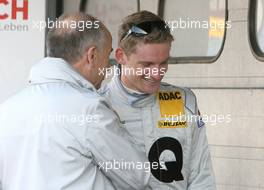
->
[[148, 137, 184, 183]]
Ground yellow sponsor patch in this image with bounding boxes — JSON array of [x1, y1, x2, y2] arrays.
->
[[158, 91, 185, 117], [158, 120, 187, 128]]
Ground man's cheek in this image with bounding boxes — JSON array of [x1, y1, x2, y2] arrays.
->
[[160, 67, 168, 77], [143, 68, 151, 78]]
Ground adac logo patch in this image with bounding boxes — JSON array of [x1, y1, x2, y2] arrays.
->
[[157, 91, 186, 128], [158, 121, 187, 128], [159, 91, 181, 100], [158, 91, 185, 118]]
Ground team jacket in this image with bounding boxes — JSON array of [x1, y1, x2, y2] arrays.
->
[[0, 58, 150, 190], [99, 74, 216, 190]]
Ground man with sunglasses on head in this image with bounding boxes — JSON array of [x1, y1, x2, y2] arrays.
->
[[100, 11, 216, 189]]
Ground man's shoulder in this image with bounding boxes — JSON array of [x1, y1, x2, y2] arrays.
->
[[159, 82, 196, 98], [54, 83, 110, 110], [41, 82, 102, 103], [159, 82, 198, 114], [0, 83, 109, 113]]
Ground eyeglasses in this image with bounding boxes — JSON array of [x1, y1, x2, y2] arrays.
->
[[120, 20, 170, 42]]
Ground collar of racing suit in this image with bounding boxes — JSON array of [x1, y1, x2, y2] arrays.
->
[[28, 57, 96, 91], [108, 70, 156, 108]]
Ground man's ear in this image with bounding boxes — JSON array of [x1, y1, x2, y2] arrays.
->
[[86, 46, 97, 66], [115, 47, 127, 65]]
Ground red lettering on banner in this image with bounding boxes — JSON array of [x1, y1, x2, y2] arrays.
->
[[11, 0, 28, 20], [0, 0, 28, 20], [0, 0, 9, 20]]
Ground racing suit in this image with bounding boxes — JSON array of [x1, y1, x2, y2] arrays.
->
[[0, 58, 150, 190], [99, 73, 216, 190]]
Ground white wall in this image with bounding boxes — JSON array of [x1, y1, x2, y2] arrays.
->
[[0, 0, 46, 103]]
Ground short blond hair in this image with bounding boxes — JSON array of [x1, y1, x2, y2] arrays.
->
[[118, 10, 173, 55]]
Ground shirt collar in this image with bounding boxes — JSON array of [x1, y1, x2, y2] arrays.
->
[[109, 69, 156, 108], [28, 57, 96, 90]]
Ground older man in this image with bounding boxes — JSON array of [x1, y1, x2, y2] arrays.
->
[[0, 13, 150, 190], [100, 11, 216, 189]]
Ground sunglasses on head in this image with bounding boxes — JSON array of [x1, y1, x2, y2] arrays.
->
[[120, 20, 170, 41]]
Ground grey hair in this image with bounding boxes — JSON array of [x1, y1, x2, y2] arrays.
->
[[46, 12, 107, 64]]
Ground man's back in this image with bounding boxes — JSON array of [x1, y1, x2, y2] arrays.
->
[[0, 58, 150, 190], [0, 60, 115, 190]]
